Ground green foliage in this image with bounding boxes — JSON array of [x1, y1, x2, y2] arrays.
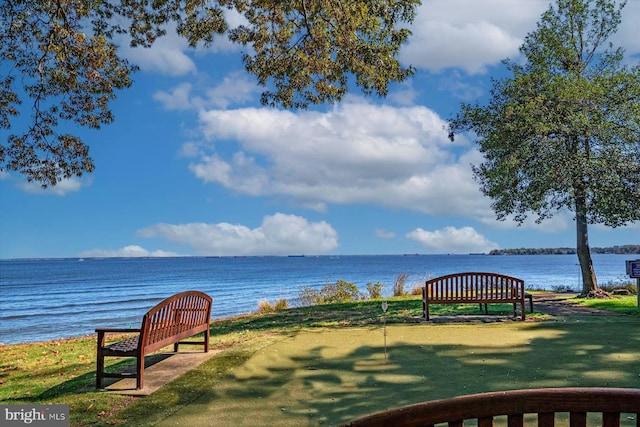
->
[[230, 1, 418, 108], [1, 2, 134, 185], [599, 280, 637, 295], [299, 280, 363, 305], [449, 0, 640, 293], [551, 284, 577, 293], [298, 286, 319, 306], [0, 0, 419, 187], [366, 282, 385, 299], [490, 245, 640, 255]]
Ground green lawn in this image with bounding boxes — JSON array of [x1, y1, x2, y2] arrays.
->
[[1, 295, 638, 426], [573, 295, 640, 314]]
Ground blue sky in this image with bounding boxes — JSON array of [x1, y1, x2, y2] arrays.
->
[[2, 0, 639, 259]]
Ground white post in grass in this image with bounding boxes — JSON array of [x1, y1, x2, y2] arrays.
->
[[381, 300, 388, 360]]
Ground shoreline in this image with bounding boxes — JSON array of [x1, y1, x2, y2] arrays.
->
[[2, 254, 633, 345], [0, 291, 626, 347]]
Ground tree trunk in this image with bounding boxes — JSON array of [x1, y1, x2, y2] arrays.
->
[[575, 194, 598, 294]]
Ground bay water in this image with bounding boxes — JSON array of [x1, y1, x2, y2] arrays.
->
[[0, 254, 634, 344]]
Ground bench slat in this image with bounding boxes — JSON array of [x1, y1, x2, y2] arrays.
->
[[508, 413, 524, 427], [602, 412, 621, 427], [538, 412, 555, 427]]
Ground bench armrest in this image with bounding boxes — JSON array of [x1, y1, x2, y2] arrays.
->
[[95, 327, 141, 333]]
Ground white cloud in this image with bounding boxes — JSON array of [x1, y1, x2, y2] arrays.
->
[[78, 245, 180, 258], [154, 72, 260, 111], [610, 2, 640, 56], [153, 83, 196, 110], [402, 21, 521, 74], [406, 226, 499, 254], [205, 72, 260, 109], [402, 0, 640, 75], [188, 100, 494, 221], [119, 28, 196, 76], [401, 0, 548, 74], [375, 229, 397, 239], [18, 178, 87, 196], [136, 213, 339, 256], [387, 81, 419, 106]]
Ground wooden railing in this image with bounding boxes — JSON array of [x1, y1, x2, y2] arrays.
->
[[343, 388, 640, 427]]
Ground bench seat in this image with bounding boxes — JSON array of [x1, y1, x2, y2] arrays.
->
[[104, 335, 140, 354]]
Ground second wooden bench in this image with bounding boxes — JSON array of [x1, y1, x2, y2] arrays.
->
[[422, 272, 532, 321]]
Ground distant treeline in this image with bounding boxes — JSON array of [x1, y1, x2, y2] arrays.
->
[[489, 245, 640, 255]]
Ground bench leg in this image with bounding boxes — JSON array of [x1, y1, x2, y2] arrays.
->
[[422, 288, 427, 320], [422, 288, 432, 320], [96, 349, 104, 389], [96, 332, 105, 389], [136, 355, 144, 390]]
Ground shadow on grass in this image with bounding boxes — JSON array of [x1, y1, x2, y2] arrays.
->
[[209, 297, 520, 336], [150, 316, 640, 427], [3, 354, 176, 404]]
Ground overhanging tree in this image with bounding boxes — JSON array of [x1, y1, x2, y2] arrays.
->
[[448, 0, 640, 295], [1, 0, 419, 187]]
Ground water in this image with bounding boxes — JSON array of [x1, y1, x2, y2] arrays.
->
[[0, 254, 634, 344]]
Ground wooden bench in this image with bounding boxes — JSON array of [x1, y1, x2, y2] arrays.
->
[[343, 387, 640, 427], [422, 272, 532, 321], [96, 290, 212, 390]]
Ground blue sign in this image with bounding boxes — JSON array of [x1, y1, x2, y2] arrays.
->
[[628, 260, 640, 278]]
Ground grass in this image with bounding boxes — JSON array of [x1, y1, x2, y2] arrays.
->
[[1, 295, 638, 426], [573, 295, 640, 314], [157, 319, 640, 426]]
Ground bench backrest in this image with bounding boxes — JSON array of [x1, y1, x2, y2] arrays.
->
[[426, 272, 524, 302], [344, 387, 640, 427], [139, 290, 212, 354]]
